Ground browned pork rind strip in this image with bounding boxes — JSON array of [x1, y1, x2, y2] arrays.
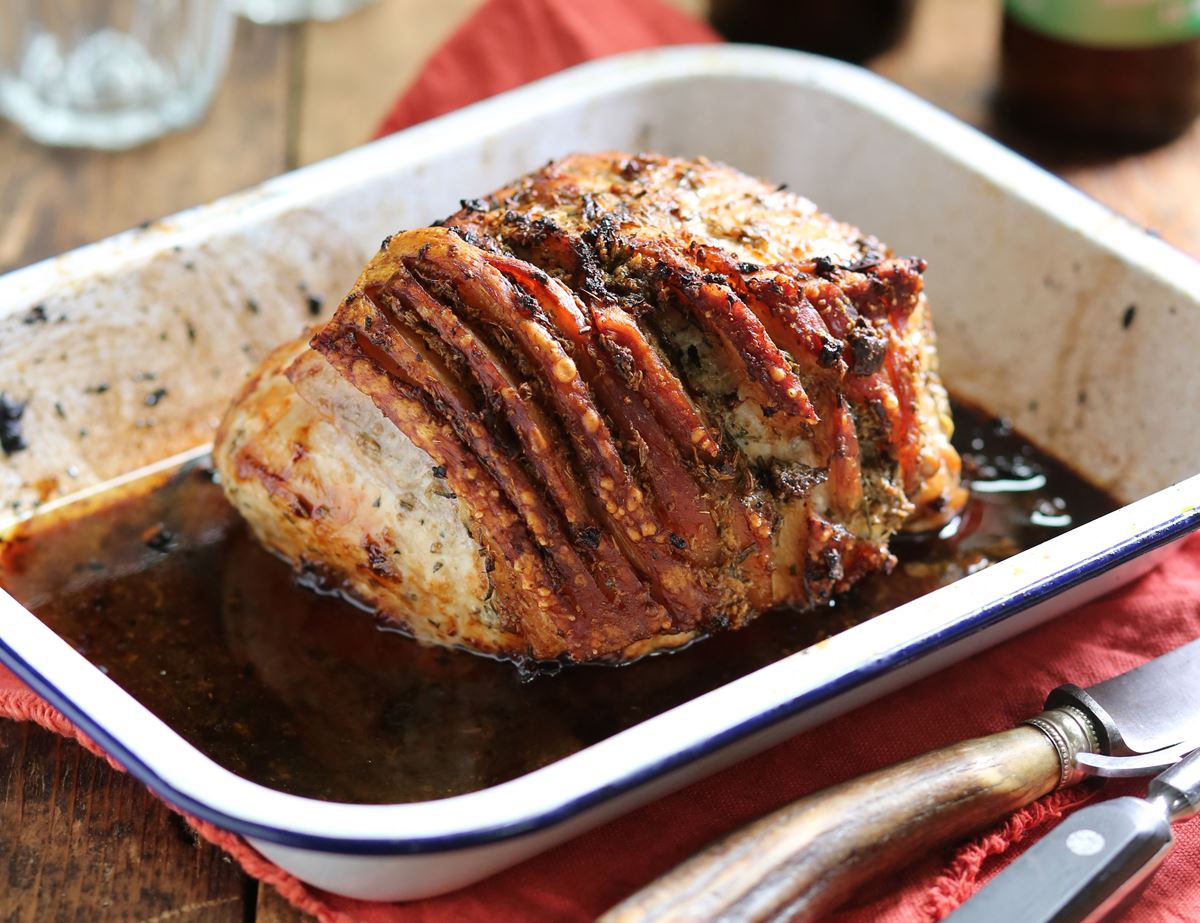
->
[[393, 232, 730, 627], [648, 250, 818, 424], [410, 232, 660, 543], [589, 301, 724, 465], [239, 151, 969, 662], [304, 325, 569, 656], [484, 254, 725, 567], [313, 278, 671, 657]]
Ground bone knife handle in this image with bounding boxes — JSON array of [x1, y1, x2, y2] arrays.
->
[[601, 710, 1097, 923]]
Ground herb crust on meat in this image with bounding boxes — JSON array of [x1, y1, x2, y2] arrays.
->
[[214, 152, 966, 663]]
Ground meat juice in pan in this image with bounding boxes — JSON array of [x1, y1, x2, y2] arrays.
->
[[0, 404, 1114, 805]]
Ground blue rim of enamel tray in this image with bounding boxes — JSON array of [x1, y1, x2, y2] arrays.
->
[[2, 502, 1198, 855], [2, 44, 1200, 858]]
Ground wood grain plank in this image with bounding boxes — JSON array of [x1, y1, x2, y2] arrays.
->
[[255, 881, 312, 922], [294, 0, 713, 167], [0, 721, 248, 923], [294, 0, 483, 166], [0, 19, 294, 275], [872, 0, 999, 128]]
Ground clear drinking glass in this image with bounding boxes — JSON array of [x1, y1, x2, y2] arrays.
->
[[0, 1, 235, 151], [231, 0, 377, 25]]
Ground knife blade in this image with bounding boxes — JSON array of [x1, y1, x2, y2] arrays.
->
[[946, 747, 1200, 923], [1047, 637, 1200, 755], [602, 639, 1200, 923]]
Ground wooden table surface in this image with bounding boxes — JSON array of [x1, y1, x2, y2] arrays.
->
[[1, 0, 1198, 920]]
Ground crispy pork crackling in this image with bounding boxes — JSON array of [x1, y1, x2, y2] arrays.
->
[[214, 153, 965, 663]]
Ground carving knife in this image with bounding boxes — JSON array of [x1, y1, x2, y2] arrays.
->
[[602, 637, 1200, 923], [947, 746, 1200, 923]]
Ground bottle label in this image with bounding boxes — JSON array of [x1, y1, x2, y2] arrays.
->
[[1006, 0, 1200, 47]]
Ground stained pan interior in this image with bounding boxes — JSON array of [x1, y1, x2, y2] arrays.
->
[[2, 49, 1197, 523], [0, 48, 1198, 877]]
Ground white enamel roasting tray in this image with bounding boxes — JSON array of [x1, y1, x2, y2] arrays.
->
[[1, 46, 1199, 901]]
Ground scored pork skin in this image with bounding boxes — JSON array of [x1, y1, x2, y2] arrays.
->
[[214, 152, 965, 663]]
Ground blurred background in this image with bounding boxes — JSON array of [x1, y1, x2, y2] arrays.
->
[[1, 0, 1198, 279]]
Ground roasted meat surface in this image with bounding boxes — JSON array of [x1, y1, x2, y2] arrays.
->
[[215, 153, 965, 663]]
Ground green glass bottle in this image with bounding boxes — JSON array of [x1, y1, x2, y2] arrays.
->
[[1000, 0, 1200, 148]]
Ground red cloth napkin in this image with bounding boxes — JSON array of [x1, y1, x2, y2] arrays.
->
[[2, 1, 1198, 921], [373, 0, 717, 136]]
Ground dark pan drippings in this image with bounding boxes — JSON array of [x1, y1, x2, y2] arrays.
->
[[0, 403, 1116, 804]]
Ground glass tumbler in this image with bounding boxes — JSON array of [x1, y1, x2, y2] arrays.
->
[[231, 0, 377, 25], [0, 1, 235, 151]]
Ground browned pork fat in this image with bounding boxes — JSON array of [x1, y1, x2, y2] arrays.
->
[[214, 152, 965, 663]]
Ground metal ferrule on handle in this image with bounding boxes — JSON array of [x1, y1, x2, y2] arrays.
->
[[1024, 706, 1103, 789]]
